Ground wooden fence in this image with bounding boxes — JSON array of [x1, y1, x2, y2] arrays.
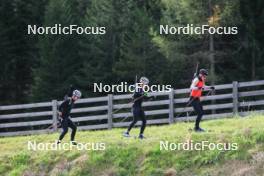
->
[[1, 80, 264, 137]]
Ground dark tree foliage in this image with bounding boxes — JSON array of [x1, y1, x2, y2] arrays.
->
[[0, 0, 263, 104], [0, 0, 46, 104]]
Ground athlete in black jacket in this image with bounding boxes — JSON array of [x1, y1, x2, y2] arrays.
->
[[57, 89, 81, 145], [123, 77, 153, 139]]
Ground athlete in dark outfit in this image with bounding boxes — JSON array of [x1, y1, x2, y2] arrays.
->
[[57, 90, 81, 145], [190, 69, 214, 132], [123, 77, 153, 139]]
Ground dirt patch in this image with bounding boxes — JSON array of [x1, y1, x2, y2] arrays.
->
[[50, 159, 70, 176], [164, 168, 177, 176], [70, 154, 88, 167], [100, 167, 117, 176], [210, 152, 264, 176], [23, 170, 45, 176], [49, 154, 88, 176]]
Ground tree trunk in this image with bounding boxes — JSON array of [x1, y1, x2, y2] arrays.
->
[[209, 0, 216, 114], [251, 49, 256, 80]]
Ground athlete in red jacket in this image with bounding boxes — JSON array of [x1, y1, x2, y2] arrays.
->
[[190, 69, 215, 132]]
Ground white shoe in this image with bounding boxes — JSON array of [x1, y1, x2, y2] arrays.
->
[[123, 132, 130, 137]]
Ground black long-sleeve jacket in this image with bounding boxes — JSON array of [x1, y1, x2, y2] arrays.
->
[[132, 88, 152, 108], [59, 98, 74, 118]]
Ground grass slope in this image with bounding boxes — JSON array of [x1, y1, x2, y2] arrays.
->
[[1, 114, 264, 176]]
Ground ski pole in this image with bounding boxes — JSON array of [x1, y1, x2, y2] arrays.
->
[[116, 95, 155, 122], [175, 97, 195, 119], [111, 94, 148, 117], [175, 89, 214, 119]]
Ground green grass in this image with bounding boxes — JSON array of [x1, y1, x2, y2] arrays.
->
[[1, 114, 264, 176]]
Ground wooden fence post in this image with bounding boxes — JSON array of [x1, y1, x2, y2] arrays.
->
[[52, 100, 58, 131], [107, 94, 113, 129], [169, 89, 174, 124], [232, 81, 239, 115]]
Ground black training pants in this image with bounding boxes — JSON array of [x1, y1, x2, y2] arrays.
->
[[190, 98, 204, 129], [59, 117, 77, 141], [128, 107, 146, 134]]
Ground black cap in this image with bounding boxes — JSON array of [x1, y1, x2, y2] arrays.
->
[[199, 69, 208, 76]]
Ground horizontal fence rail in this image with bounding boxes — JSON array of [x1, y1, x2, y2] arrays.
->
[[1, 80, 264, 136]]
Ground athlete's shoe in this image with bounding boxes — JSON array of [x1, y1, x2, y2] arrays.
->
[[56, 140, 61, 144], [138, 134, 145, 139], [194, 127, 206, 132], [71, 141, 78, 145], [123, 131, 130, 137]]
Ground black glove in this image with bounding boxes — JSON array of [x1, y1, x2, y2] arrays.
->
[[146, 95, 155, 101], [150, 95, 156, 100], [210, 86, 215, 90]]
